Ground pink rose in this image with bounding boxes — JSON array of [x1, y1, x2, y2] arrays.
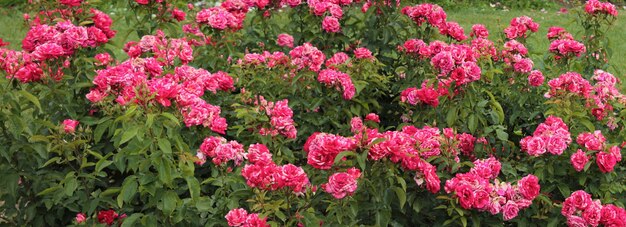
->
[[582, 201, 602, 226], [596, 152, 617, 173], [566, 215, 588, 227], [171, 8, 186, 22], [225, 208, 248, 226], [353, 47, 373, 59], [75, 213, 86, 223], [609, 146, 622, 162], [276, 33, 294, 48], [59, 0, 83, 7], [350, 117, 363, 134], [568, 190, 592, 210], [322, 16, 341, 33], [517, 174, 540, 200], [528, 70, 544, 87], [323, 169, 360, 199], [570, 149, 589, 172], [365, 113, 380, 123], [62, 119, 79, 134], [502, 201, 520, 221], [455, 184, 474, 209], [470, 24, 489, 38]]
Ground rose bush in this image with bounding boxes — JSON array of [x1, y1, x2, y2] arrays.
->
[[0, 0, 625, 226]]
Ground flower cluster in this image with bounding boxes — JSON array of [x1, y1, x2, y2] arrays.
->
[[520, 116, 572, 156], [562, 190, 626, 226], [470, 24, 489, 39], [304, 132, 357, 169], [241, 144, 311, 194], [290, 43, 326, 72], [307, 0, 354, 33], [584, 0, 618, 17], [545, 72, 592, 98], [445, 158, 541, 221], [323, 167, 361, 199], [399, 40, 481, 107], [549, 39, 586, 60], [196, 0, 251, 31], [503, 16, 539, 40], [400, 82, 441, 107], [123, 31, 193, 64], [0, 9, 115, 82], [240, 51, 290, 68], [255, 97, 298, 139], [87, 32, 234, 134], [356, 125, 480, 193], [196, 136, 246, 166], [547, 27, 574, 41], [225, 208, 270, 227], [429, 42, 481, 84], [588, 70, 626, 121], [470, 38, 497, 60], [318, 69, 356, 100], [325, 52, 351, 68], [575, 131, 622, 173], [401, 4, 467, 41], [500, 40, 535, 74]]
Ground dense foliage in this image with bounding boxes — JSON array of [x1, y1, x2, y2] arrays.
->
[[1, 0, 625, 226]]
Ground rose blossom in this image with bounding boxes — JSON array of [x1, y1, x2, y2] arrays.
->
[[528, 70, 544, 87], [276, 33, 294, 48], [570, 149, 589, 172], [322, 16, 340, 33], [97, 210, 118, 225], [75, 213, 86, 223], [596, 151, 617, 173], [502, 201, 520, 221], [62, 119, 79, 134], [517, 174, 540, 200], [225, 208, 248, 226], [323, 168, 361, 199]]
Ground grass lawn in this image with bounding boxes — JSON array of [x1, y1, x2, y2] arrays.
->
[[1, 6, 625, 87]]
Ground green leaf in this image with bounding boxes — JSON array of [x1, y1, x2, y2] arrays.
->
[[96, 159, 113, 172], [158, 138, 172, 154], [94, 121, 111, 143], [19, 90, 42, 111], [579, 118, 595, 131], [161, 113, 181, 126], [120, 127, 139, 144], [333, 151, 356, 165], [446, 106, 458, 126], [161, 190, 178, 214], [157, 158, 173, 185], [496, 129, 508, 141], [468, 115, 477, 133], [37, 186, 62, 196], [195, 197, 213, 212], [117, 179, 138, 208], [120, 213, 143, 227], [42, 157, 62, 167], [185, 177, 200, 201], [558, 184, 571, 198], [64, 176, 78, 197], [392, 187, 406, 209]]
